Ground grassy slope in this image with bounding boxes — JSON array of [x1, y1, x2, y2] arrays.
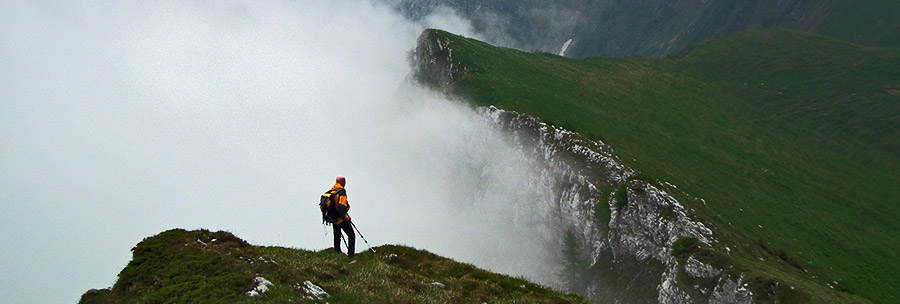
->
[[79, 229, 588, 304], [570, 0, 824, 57], [816, 1, 900, 48], [571, 0, 900, 58], [432, 28, 900, 303]]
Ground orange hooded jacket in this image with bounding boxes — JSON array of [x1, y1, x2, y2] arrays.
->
[[331, 183, 350, 224]]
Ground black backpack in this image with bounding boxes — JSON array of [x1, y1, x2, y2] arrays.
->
[[319, 188, 347, 224]]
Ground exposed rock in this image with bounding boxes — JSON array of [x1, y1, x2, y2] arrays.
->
[[301, 280, 329, 299], [414, 30, 466, 91], [608, 181, 714, 265], [659, 269, 692, 304], [478, 106, 734, 304], [710, 278, 753, 304], [246, 276, 273, 297], [685, 256, 721, 280]]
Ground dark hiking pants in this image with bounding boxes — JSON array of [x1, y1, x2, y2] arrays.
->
[[333, 220, 355, 256]]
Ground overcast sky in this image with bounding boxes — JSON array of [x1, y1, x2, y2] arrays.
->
[[0, 1, 567, 302]]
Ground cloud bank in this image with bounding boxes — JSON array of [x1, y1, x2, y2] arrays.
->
[[1, 1, 563, 302]]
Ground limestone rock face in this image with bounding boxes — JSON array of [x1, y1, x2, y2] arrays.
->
[[480, 106, 750, 304], [414, 30, 466, 90], [710, 278, 754, 304], [686, 256, 721, 280]]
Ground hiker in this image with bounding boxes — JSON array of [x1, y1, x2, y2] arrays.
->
[[328, 176, 355, 257]]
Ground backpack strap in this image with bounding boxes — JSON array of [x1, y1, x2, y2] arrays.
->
[[331, 188, 347, 216]]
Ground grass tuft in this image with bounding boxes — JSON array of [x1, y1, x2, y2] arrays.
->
[[671, 237, 701, 257]]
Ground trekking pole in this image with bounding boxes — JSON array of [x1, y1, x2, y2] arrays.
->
[[350, 221, 376, 253], [339, 230, 349, 252]]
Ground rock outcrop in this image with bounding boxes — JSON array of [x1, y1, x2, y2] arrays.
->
[[415, 30, 467, 90]]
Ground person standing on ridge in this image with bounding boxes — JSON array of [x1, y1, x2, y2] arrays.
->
[[329, 176, 355, 257]]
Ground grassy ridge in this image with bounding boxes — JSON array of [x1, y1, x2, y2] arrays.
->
[[79, 229, 588, 304], [430, 28, 900, 303]]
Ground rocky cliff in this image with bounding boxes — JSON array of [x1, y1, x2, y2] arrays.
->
[[414, 29, 757, 304]]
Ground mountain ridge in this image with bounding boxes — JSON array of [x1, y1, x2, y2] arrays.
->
[[414, 28, 899, 303], [397, 0, 900, 58]]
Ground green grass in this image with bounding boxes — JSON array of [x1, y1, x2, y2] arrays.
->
[[79, 229, 589, 304], [422, 28, 900, 303], [592, 184, 612, 228], [671, 237, 701, 257]]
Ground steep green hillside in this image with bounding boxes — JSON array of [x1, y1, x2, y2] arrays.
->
[[421, 29, 900, 303], [79, 229, 588, 304]]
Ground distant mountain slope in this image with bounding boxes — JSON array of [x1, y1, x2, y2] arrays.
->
[[396, 0, 900, 58], [414, 28, 900, 303], [79, 229, 588, 304]]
